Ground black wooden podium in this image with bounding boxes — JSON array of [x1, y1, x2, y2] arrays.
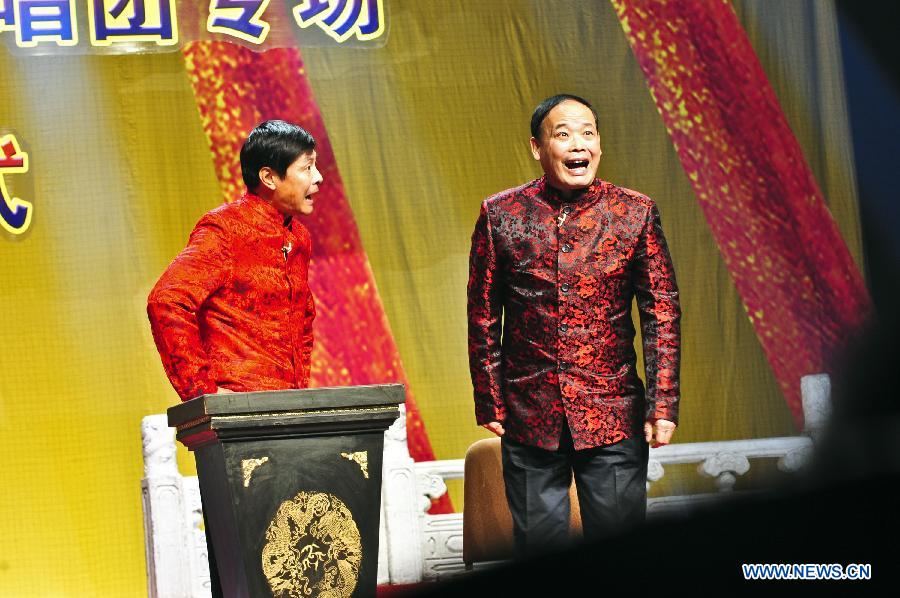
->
[[167, 384, 404, 598]]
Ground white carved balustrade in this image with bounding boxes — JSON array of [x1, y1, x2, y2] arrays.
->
[[141, 415, 211, 598], [412, 459, 465, 580], [645, 436, 812, 515]]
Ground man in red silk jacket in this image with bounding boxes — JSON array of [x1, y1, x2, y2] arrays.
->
[[467, 95, 680, 558], [148, 120, 323, 597], [148, 119, 323, 401]]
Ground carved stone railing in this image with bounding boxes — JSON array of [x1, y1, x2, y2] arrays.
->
[[644, 435, 812, 516], [140, 416, 211, 598], [142, 374, 832, 592], [412, 459, 464, 580]]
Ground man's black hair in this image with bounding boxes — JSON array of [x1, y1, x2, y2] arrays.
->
[[530, 94, 599, 140], [240, 120, 316, 191]]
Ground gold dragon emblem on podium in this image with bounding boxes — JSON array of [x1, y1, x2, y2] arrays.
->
[[261, 491, 362, 597]]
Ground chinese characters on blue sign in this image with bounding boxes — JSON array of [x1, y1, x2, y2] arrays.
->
[[6, 0, 78, 48], [293, 0, 383, 43], [0, 0, 386, 50], [207, 0, 271, 44], [0, 133, 32, 235], [89, 0, 179, 47]]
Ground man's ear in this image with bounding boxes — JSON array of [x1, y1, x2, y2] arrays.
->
[[258, 166, 278, 191], [529, 137, 541, 161]]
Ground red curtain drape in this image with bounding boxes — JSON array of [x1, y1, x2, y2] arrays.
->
[[612, 0, 871, 427]]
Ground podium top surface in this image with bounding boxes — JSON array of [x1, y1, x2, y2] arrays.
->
[[167, 383, 405, 429]]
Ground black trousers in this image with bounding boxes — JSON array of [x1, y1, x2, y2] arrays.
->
[[500, 424, 649, 559]]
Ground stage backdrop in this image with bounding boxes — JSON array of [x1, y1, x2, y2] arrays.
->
[[0, 0, 862, 595]]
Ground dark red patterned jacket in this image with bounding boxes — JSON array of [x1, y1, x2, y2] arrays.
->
[[468, 177, 680, 450], [148, 193, 315, 401]]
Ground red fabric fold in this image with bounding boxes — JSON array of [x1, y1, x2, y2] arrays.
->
[[612, 0, 871, 426]]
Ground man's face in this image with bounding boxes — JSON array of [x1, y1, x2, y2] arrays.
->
[[268, 150, 323, 217], [530, 100, 602, 195]]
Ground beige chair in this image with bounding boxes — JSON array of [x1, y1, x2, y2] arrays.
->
[[462, 437, 582, 568]]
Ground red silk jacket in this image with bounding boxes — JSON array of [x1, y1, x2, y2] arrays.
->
[[148, 193, 315, 401], [467, 177, 680, 450]]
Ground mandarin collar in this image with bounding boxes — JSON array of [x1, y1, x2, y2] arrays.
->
[[537, 176, 605, 205], [240, 192, 294, 230]]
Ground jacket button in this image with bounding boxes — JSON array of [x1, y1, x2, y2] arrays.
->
[[560, 323, 568, 332], [559, 361, 570, 371], [561, 283, 571, 293], [563, 205, 573, 214], [561, 243, 572, 253]]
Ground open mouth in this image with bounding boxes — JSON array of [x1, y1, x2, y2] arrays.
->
[[564, 159, 589, 172]]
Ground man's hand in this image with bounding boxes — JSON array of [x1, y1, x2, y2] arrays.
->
[[215, 387, 234, 394], [644, 419, 676, 448], [482, 421, 506, 436]]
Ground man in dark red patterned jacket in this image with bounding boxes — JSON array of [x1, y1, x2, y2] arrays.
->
[[467, 95, 681, 558]]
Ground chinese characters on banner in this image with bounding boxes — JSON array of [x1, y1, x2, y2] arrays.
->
[[293, 0, 383, 42], [0, 0, 386, 51], [207, 0, 271, 44], [89, 0, 179, 47], [0, 133, 31, 236]]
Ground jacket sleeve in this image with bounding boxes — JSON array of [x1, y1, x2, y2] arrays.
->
[[147, 214, 232, 401], [299, 290, 316, 386], [467, 201, 506, 424], [633, 201, 681, 424]]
